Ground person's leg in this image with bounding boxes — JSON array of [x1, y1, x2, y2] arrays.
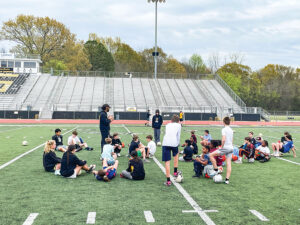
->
[[56, 163, 61, 170], [154, 129, 158, 143], [174, 152, 179, 175], [225, 155, 232, 181], [121, 170, 132, 179], [113, 160, 119, 169], [75, 165, 83, 174], [209, 151, 218, 170], [193, 161, 201, 176], [103, 158, 108, 167], [112, 153, 117, 160], [157, 129, 161, 142], [291, 148, 296, 158], [58, 147, 66, 152], [165, 160, 170, 179]]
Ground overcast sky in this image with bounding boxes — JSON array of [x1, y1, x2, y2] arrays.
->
[[0, 0, 300, 70]]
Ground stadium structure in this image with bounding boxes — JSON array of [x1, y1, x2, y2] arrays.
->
[[0, 53, 268, 121]]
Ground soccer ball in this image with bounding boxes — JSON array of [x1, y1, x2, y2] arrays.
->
[[22, 141, 28, 146], [213, 174, 223, 183], [157, 142, 161, 146], [175, 172, 183, 183]]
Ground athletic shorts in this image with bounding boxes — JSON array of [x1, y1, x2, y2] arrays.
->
[[162, 146, 178, 162], [279, 148, 285, 153], [106, 159, 115, 166], [66, 170, 77, 179], [180, 119, 183, 122], [215, 148, 233, 158], [137, 150, 142, 157]]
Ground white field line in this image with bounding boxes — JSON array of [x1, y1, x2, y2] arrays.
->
[[0, 126, 78, 170], [249, 210, 269, 221], [123, 125, 216, 225], [276, 157, 300, 166], [22, 213, 39, 225], [144, 211, 155, 223], [182, 210, 218, 213], [86, 212, 96, 224]]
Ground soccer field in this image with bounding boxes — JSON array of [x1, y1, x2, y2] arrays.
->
[[0, 124, 300, 225]]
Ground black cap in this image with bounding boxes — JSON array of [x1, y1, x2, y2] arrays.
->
[[102, 104, 110, 110]]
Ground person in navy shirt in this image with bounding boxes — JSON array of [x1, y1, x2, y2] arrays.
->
[[99, 104, 113, 153], [179, 140, 194, 162], [152, 109, 163, 145], [193, 145, 211, 178]]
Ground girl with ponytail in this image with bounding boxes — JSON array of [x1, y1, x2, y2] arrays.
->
[[43, 140, 62, 175]]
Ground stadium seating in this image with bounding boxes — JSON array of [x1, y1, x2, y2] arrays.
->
[[0, 73, 29, 95]]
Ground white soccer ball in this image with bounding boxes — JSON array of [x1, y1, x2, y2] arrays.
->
[[259, 133, 263, 137], [157, 142, 161, 146], [175, 172, 183, 183], [213, 174, 223, 183], [22, 141, 28, 146]]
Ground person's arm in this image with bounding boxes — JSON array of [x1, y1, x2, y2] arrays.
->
[[50, 152, 61, 163], [176, 126, 182, 146], [221, 135, 226, 148], [152, 116, 155, 128], [100, 113, 111, 126], [74, 155, 86, 166], [126, 161, 132, 172]]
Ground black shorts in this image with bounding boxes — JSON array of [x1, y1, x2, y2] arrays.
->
[[279, 148, 285, 153], [162, 146, 178, 161], [180, 118, 183, 122]]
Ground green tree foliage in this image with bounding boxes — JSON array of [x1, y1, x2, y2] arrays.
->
[[84, 40, 115, 71], [44, 59, 67, 71], [188, 54, 207, 74]]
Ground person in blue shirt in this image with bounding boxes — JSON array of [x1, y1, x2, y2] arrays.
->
[[93, 159, 119, 182], [99, 104, 113, 153], [200, 130, 212, 146], [152, 109, 163, 145], [272, 135, 296, 157], [193, 145, 211, 178]]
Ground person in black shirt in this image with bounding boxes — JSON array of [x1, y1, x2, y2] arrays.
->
[[52, 128, 67, 152], [248, 132, 257, 146], [43, 140, 61, 175], [121, 151, 145, 180], [152, 109, 163, 145], [60, 145, 95, 178], [190, 137, 198, 155], [179, 140, 194, 162], [145, 110, 151, 127], [112, 133, 122, 156], [100, 104, 113, 153], [128, 135, 150, 163]]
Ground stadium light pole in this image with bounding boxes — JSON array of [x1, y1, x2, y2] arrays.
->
[[148, 0, 166, 79]]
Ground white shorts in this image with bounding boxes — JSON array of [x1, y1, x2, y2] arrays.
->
[[216, 148, 233, 158], [66, 170, 77, 179]]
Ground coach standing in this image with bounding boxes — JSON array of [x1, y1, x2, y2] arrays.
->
[[152, 109, 163, 145], [100, 104, 113, 152]]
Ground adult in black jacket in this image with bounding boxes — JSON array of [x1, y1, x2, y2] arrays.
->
[[60, 145, 95, 178], [99, 104, 113, 152], [121, 151, 145, 180], [152, 109, 163, 144], [43, 140, 61, 174]]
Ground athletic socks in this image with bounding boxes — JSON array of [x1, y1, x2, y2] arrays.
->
[[225, 178, 229, 181], [174, 168, 178, 173], [167, 177, 170, 182], [214, 168, 218, 172]]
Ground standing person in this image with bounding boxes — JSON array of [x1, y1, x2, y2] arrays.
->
[[152, 109, 163, 145], [209, 117, 233, 184], [179, 111, 184, 126], [162, 115, 182, 186], [145, 109, 151, 127], [100, 104, 113, 153]]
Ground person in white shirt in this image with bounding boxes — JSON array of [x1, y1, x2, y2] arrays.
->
[[255, 140, 270, 162], [209, 117, 233, 184], [145, 135, 156, 158], [68, 130, 92, 151], [162, 115, 182, 186]]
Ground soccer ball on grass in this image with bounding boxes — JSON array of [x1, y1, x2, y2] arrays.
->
[[22, 141, 28, 146]]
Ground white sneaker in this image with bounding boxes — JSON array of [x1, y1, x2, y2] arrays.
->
[[117, 153, 121, 157], [224, 180, 230, 184], [248, 158, 254, 163], [54, 170, 61, 176], [234, 160, 242, 164]]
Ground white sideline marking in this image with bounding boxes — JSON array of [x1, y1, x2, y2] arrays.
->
[[144, 211, 155, 223], [0, 126, 78, 170], [182, 210, 218, 213], [249, 210, 269, 221], [276, 157, 300, 166], [22, 213, 39, 225], [86, 212, 96, 224], [123, 125, 216, 225]]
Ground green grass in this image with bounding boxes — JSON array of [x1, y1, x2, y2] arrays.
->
[[0, 124, 300, 225]]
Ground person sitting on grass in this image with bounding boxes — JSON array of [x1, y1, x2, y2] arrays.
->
[[210, 140, 223, 167], [43, 140, 62, 175], [129, 135, 150, 163], [179, 140, 194, 162], [191, 130, 197, 144], [281, 132, 296, 154], [93, 159, 119, 182], [111, 133, 122, 157], [248, 131, 257, 146], [235, 137, 255, 164], [255, 136, 263, 148], [272, 135, 296, 157], [102, 138, 117, 165], [121, 150, 145, 180], [67, 130, 93, 151], [60, 145, 95, 179], [200, 130, 212, 146], [193, 145, 211, 178], [255, 140, 270, 163], [145, 135, 156, 158], [52, 128, 67, 152], [190, 136, 198, 155]]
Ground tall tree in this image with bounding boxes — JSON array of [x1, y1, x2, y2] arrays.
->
[[1, 15, 73, 63], [188, 54, 207, 74], [84, 40, 114, 71]]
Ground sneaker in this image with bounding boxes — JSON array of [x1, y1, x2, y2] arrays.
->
[[54, 170, 61, 176], [234, 160, 242, 164], [164, 181, 172, 186], [173, 172, 179, 177], [192, 175, 200, 178], [143, 159, 150, 163], [87, 164, 96, 173], [210, 170, 219, 177], [149, 155, 154, 159], [117, 153, 121, 157], [224, 180, 230, 184], [248, 158, 255, 163]]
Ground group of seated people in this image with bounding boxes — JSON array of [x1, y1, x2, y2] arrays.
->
[[43, 128, 157, 182]]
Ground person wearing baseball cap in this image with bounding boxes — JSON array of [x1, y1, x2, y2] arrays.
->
[[99, 104, 113, 153]]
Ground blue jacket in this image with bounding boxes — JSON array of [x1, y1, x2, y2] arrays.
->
[[152, 114, 163, 129], [99, 111, 111, 132]]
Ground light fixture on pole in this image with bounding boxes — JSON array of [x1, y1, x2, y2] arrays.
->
[[148, 0, 166, 79]]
